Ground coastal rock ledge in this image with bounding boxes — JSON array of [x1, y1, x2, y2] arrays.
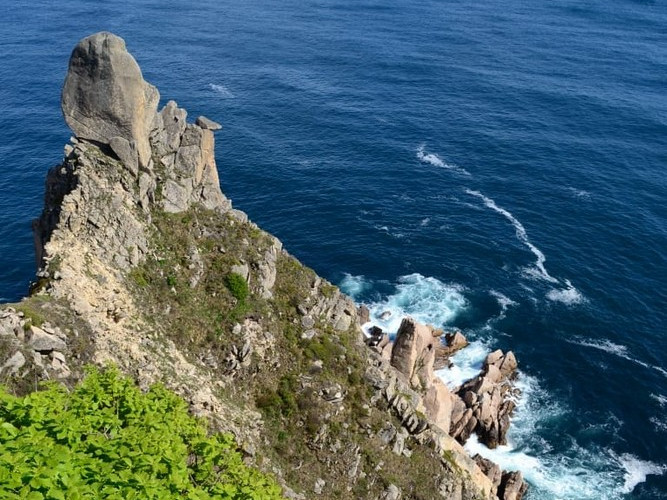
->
[[2, 32, 526, 499]]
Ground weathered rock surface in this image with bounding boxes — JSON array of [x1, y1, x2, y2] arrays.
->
[[498, 471, 528, 500], [62, 32, 159, 168], [391, 317, 438, 390], [451, 349, 519, 449], [0, 309, 72, 381]]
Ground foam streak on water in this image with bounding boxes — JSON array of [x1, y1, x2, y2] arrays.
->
[[208, 83, 234, 98], [465, 188, 558, 284], [417, 145, 471, 176], [464, 189, 586, 306], [568, 337, 667, 379]]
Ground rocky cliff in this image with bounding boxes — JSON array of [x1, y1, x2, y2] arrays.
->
[[0, 32, 526, 499]]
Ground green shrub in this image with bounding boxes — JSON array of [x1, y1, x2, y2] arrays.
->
[[0, 366, 281, 499], [255, 375, 298, 420], [225, 273, 249, 302]]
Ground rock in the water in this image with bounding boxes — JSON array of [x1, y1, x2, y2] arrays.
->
[[195, 115, 222, 130], [453, 348, 519, 448], [358, 305, 370, 325], [390, 317, 437, 390], [62, 32, 159, 167], [499, 470, 528, 500]]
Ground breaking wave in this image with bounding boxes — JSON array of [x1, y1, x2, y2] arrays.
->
[[436, 339, 490, 390], [464, 373, 666, 499], [339, 273, 467, 335]]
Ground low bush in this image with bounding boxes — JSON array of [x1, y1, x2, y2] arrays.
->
[[0, 366, 281, 499], [225, 273, 249, 303]]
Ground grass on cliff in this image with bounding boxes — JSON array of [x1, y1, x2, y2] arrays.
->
[[127, 208, 272, 352], [125, 205, 459, 498], [0, 365, 281, 499]]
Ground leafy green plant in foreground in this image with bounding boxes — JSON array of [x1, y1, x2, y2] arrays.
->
[[0, 366, 281, 499]]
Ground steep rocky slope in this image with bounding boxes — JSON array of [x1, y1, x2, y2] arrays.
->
[[0, 32, 526, 499]]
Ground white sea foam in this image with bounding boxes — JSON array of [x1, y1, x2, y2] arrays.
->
[[546, 279, 585, 305], [566, 187, 592, 199], [568, 337, 667, 379], [420, 217, 430, 226], [466, 189, 558, 284], [650, 416, 667, 433], [436, 340, 490, 390], [465, 371, 664, 499], [417, 145, 471, 176], [650, 393, 667, 407], [350, 273, 467, 335], [339, 273, 371, 299], [489, 290, 518, 321], [339, 273, 663, 498], [373, 224, 406, 239], [616, 453, 666, 494], [209, 83, 234, 98]]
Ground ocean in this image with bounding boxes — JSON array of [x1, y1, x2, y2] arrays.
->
[[1, 0, 665, 498]]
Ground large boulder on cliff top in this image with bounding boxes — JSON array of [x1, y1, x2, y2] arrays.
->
[[62, 31, 159, 168]]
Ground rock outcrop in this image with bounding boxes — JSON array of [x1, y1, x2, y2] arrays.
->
[[390, 317, 453, 433], [2, 31, 529, 500], [62, 32, 159, 168], [450, 349, 519, 449], [365, 315, 527, 499]]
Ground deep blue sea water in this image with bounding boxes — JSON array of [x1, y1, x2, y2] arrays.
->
[[1, 1, 665, 498]]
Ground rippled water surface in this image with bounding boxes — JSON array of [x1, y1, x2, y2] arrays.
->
[[1, 1, 665, 497]]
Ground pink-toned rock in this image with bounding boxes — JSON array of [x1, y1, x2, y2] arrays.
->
[[358, 305, 370, 325], [485, 349, 504, 367], [499, 351, 518, 378], [450, 408, 473, 440], [391, 317, 437, 390], [499, 470, 528, 500], [381, 341, 393, 362], [484, 364, 503, 384], [474, 455, 502, 495], [453, 348, 520, 448], [422, 380, 452, 433]]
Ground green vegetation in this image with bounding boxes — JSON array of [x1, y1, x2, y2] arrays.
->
[[15, 301, 47, 330], [225, 273, 249, 303], [0, 366, 281, 499], [127, 208, 273, 351], [120, 204, 460, 498]]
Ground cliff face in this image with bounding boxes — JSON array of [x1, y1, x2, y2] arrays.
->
[[0, 32, 525, 499]]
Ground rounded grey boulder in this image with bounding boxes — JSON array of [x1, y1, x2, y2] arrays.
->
[[61, 32, 159, 167]]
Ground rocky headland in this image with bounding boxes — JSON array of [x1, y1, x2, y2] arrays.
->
[[0, 32, 527, 499]]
